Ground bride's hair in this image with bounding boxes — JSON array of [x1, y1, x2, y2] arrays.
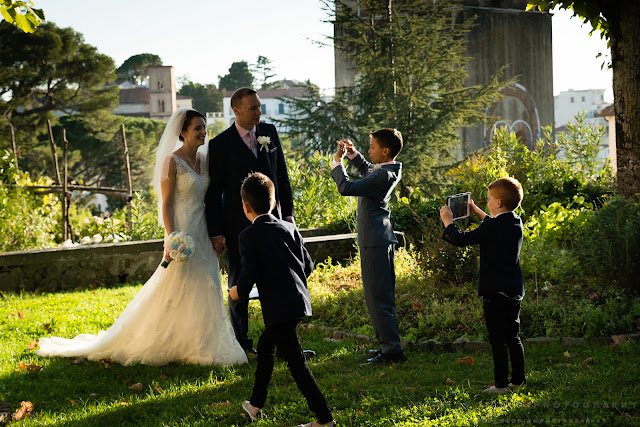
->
[[178, 110, 206, 141]]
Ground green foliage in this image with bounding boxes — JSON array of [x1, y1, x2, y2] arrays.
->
[[47, 114, 166, 203], [218, 61, 253, 92], [281, 0, 506, 188], [0, 21, 118, 161], [177, 81, 223, 113], [527, 0, 610, 39], [71, 190, 163, 245], [446, 116, 614, 219], [287, 152, 356, 231], [116, 53, 162, 83], [0, 151, 60, 251], [0, 0, 44, 33], [251, 55, 276, 89], [574, 196, 640, 288]]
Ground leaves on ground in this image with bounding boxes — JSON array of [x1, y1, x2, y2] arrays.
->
[[583, 357, 595, 364], [444, 378, 457, 385], [18, 362, 41, 373], [128, 383, 143, 391], [563, 351, 571, 358], [27, 340, 38, 350], [12, 401, 34, 421], [210, 400, 230, 408], [455, 356, 475, 366]]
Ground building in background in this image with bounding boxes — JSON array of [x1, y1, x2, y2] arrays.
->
[[334, 0, 554, 152], [555, 89, 611, 165], [554, 88, 608, 127], [112, 66, 192, 122]]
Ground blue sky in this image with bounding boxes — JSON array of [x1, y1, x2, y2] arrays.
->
[[38, 0, 612, 101]]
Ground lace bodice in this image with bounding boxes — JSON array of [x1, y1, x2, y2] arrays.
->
[[171, 154, 210, 237]]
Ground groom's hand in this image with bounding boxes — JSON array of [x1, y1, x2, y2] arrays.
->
[[228, 285, 239, 302], [211, 236, 226, 254]]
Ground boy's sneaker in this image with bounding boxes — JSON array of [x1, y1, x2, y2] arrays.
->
[[508, 381, 526, 389], [242, 401, 263, 421], [483, 385, 509, 395]]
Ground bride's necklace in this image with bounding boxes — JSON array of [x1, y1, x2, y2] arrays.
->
[[182, 149, 198, 170]]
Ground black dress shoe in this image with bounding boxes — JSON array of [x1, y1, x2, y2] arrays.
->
[[366, 348, 381, 357], [245, 347, 258, 358], [366, 350, 407, 364]]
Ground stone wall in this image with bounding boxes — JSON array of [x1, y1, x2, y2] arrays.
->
[[0, 229, 404, 293]]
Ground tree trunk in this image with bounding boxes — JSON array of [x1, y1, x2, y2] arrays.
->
[[608, 0, 640, 200]]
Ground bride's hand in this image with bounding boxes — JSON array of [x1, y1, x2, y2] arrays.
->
[[164, 247, 173, 262], [211, 236, 226, 254]]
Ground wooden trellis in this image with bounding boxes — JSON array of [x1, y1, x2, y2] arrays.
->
[[7, 120, 135, 243]]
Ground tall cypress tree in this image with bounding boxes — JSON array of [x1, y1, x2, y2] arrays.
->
[[279, 0, 507, 188]]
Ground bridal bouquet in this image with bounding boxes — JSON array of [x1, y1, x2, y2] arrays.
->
[[161, 231, 195, 268]]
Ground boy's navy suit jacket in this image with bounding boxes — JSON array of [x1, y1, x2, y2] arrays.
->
[[442, 211, 524, 298], [235, 213, 313, 327], [331, 152, 402, 248]]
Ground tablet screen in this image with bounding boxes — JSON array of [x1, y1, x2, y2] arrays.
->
[[447, 192, 470, 220]]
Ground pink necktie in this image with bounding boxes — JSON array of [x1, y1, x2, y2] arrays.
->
[[249, 131, 257, 157]]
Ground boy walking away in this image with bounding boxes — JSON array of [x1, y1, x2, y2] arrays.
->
[[228, 173, 335, 427], [439, 177, 526, 394], [331, 129, 406, 364]]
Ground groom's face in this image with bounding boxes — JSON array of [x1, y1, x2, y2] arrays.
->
[[234, 94, 262, 129]]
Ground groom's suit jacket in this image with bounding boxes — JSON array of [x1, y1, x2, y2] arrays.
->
[[205, 122, 293, 251], [235, 214, 313, 327]]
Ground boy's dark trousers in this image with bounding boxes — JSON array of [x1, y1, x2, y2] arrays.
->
[[483, 293, 526, 388], [249, 319, 333, 424]]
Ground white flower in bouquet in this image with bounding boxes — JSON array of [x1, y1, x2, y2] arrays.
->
[[162, 231, 196, 268], [257, 136, 270, 151]]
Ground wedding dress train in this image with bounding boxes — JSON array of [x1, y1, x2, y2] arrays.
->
[[37, 155, 248, 366]]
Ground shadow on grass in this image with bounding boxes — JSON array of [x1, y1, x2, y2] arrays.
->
[[2, 329, 639, 426]]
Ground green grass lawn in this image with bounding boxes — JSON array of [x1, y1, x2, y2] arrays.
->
[[1, 285, 639, 426]]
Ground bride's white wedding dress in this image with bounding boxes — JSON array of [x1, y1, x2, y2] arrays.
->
[[37, 154, 248, 366]]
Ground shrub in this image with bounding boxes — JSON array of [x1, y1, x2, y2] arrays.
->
[[0, 150, 61, 251], [574, 196, 640, 289], [287, 152, 356, 232]]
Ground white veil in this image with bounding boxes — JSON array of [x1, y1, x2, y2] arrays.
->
[[151, 107, 193, 227]]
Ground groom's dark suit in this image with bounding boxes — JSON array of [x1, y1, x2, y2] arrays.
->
[[205, 121, 293, 350]]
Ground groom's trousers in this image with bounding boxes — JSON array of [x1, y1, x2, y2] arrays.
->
[[226, 247, 253, 351]]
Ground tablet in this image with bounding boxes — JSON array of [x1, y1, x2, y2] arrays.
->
[[447, 192, 471, 220]]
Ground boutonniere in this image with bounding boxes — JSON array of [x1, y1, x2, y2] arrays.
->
[[373, 163, 382, 170], [257, 136, 271, 151]]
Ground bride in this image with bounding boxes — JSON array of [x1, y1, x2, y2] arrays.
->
[[36, 108, 248, 366]]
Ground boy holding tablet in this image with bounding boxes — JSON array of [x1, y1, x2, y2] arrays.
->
[[439, 177, 526, 394]]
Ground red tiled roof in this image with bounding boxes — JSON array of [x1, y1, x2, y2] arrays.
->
[[598, 104, 614, 117]]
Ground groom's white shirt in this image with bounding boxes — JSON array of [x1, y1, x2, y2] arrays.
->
[[235, 121, 258, 157]]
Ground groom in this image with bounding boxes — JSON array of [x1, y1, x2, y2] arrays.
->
[[205, 87, 294, 355]]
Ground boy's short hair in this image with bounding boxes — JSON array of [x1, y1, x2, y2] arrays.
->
[[370, 128, 403, 158], [241, 172, 275, 215], [488, 177, 523, 211]]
